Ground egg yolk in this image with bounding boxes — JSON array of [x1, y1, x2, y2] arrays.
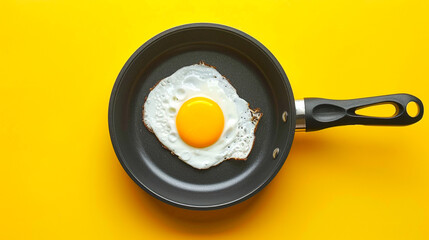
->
[[176, 97, 224, 148]]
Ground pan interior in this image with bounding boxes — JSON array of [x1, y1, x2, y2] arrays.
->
[[110, 25, 295, 209]]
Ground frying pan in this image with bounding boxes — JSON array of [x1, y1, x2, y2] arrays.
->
[[108, 23, 424, 210]]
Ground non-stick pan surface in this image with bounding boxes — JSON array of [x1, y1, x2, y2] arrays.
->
[[109, 23, 296, 210]]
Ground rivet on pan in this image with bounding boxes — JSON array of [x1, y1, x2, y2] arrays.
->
[[273, 148, 280, 159], [282, 111, 288, 122]]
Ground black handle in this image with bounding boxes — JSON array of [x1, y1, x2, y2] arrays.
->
[[304, 94, 424, 131]]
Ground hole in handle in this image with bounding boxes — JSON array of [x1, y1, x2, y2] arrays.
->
[[406, 101, 419, 117], [355, 102, 398, 118]]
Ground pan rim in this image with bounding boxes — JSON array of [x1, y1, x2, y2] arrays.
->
[[108, 23, 295, 210]]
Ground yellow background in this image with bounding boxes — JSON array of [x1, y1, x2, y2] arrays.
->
[[1, 0, 428, 239]]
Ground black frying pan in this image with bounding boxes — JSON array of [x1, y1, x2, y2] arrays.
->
[[109, 23, 423, 210]]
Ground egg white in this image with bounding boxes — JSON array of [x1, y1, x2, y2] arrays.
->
[[143, 63, 262, 169]]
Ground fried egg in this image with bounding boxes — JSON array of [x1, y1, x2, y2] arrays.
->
[[143, 62, 262, 169]]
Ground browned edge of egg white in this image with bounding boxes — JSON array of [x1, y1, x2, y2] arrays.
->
[[141, 61, 263, 166]]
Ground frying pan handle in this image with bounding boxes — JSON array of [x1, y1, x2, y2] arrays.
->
[[296, 94, 424, 132]]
